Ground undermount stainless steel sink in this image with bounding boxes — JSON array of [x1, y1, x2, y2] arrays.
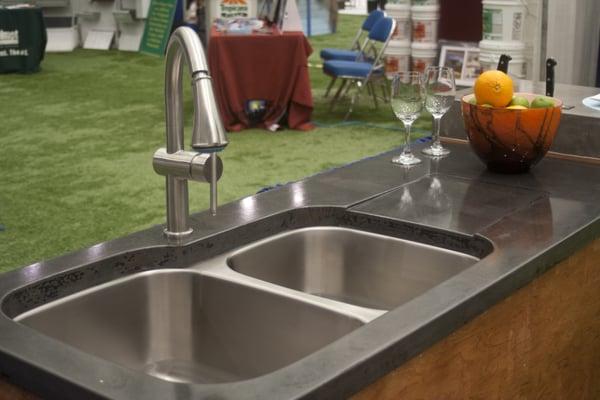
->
[[15, 270, 363, 384], [8, 209, 490, 388], [228, 227, 480, 310]]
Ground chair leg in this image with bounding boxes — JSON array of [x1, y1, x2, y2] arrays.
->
[[344, 80, 364, 121], [342, 79, 354, 98], [380, 79, 389, 103], [385, 81, 390, 102], [324, 77, 337, 98], [369, 81, 379, 109], [329, 79, 347, 112]]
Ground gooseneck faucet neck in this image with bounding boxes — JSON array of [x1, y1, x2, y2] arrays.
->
[[153, 27, 228, 240], [164, 27, 227, 153]]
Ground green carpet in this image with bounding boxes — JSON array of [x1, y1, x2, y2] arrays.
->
[[0, 15, 431, 273]]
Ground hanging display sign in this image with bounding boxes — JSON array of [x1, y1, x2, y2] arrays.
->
[[139, 0, 177, 56], [219, 0, 251, 18], [206, 0, 257, 22]]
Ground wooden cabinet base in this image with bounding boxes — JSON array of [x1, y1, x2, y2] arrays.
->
[[352, 238, 600, 400], [0, 377, 39, 400]]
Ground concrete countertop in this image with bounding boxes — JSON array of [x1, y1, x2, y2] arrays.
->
[[0, 139, 598, 400]]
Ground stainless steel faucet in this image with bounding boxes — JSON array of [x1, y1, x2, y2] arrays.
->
[[153, 27, 228, 239]]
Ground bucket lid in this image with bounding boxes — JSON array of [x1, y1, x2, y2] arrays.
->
[[411, 0, 439, 5], [482, 0, 527, 7], [411, 43, 438, 57], [388, 39, 411, 48], [411, 42, 439, 50], [386, 5, 411, 18], [386, 4, 411, 12], [479, 39, 525, 51], [411, 4, 440, 13], [387, 40, 411, 54]]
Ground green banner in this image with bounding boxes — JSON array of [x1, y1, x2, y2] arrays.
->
[[139, 0, 177, 56], [0, 7, 47, 73]]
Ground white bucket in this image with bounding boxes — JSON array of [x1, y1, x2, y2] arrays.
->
[[482, 0, 526, 42], [385, 40, 411, 79], [411, 42, 438, 73], [411, 5, 440, 43], [479, 39, 526, 78], [386, 4, 411, 41]]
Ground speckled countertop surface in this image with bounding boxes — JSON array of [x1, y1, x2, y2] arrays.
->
[[0, 140, 598, 400]]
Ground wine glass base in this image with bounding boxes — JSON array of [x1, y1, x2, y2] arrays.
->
[[422, 146, 450, 157], [392, 154, 422, 166]]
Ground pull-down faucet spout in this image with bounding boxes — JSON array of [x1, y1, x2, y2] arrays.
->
[[153, 27, 228, 239]]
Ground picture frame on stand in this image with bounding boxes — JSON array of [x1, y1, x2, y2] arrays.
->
[[439, 45, 482, 87]]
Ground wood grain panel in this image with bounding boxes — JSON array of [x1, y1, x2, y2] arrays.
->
[[353, 238, 600, 400], [0, 377, 39, 400]]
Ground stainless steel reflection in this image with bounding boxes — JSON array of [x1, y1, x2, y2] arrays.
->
[[228, 227, 480, 310], [153, 26, 228, 239], [16, 270, 363, 384]]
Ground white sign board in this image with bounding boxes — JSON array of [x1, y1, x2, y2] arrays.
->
[[207, 0, 258, 20]]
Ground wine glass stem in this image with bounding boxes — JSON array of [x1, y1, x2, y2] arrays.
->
[[402, 121, 413, 158], [432, 115, 442, 149]]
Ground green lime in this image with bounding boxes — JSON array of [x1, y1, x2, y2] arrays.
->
[[509, 96, 530, 108], [531, 96, 555, 108]]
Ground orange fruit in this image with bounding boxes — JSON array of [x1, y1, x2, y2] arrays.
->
[[474, 70, 514, 108]]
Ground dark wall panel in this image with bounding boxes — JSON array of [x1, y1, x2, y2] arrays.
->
[[439, 0, 483, 42]]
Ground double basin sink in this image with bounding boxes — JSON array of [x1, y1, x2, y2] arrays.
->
[[6, 208, 490, 386]]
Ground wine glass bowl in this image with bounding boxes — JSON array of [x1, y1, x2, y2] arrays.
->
[[461, 93, 563, 173], [422, 66, 456, 157], [390, 71, 424, 166]]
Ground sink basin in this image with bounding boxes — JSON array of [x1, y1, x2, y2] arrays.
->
[[15, 270, 363, 384], [228, 227, 480, 310], [6, 209, 489, 391]]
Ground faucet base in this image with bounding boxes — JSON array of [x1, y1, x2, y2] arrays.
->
[[163, 227, 193, 239]]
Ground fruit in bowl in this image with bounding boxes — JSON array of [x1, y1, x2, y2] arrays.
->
[[461, 71, 562, 173]]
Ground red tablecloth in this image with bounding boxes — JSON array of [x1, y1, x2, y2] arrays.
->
[[208, 28, 314, 132]]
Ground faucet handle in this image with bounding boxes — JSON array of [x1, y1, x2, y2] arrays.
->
[[153, 149, 223, 183]]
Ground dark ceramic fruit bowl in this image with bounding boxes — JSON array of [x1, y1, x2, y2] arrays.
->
[[461, 93, 563, 174]]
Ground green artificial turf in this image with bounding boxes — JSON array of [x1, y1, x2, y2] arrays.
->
[[0, 15, 431, 272]]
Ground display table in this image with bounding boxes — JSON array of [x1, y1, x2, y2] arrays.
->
[[0, 6, 46, 73], [208, 27, 314, 131]]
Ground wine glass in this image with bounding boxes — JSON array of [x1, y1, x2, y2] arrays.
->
[[422, 66, 456, 157], [390, 71, 424, 166]]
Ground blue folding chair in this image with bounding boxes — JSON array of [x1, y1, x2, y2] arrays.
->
[[320, 10, 385, 97], [323, 16, 396, 121]]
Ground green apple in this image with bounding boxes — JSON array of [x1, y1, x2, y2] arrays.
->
[[509, 96, 530, 108], [531, 96, 555, 108], [469, 97, 477, 105]]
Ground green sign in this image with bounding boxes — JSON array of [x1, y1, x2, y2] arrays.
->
[[0, 7, 47, 73], [139, 0, 177, 56]]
